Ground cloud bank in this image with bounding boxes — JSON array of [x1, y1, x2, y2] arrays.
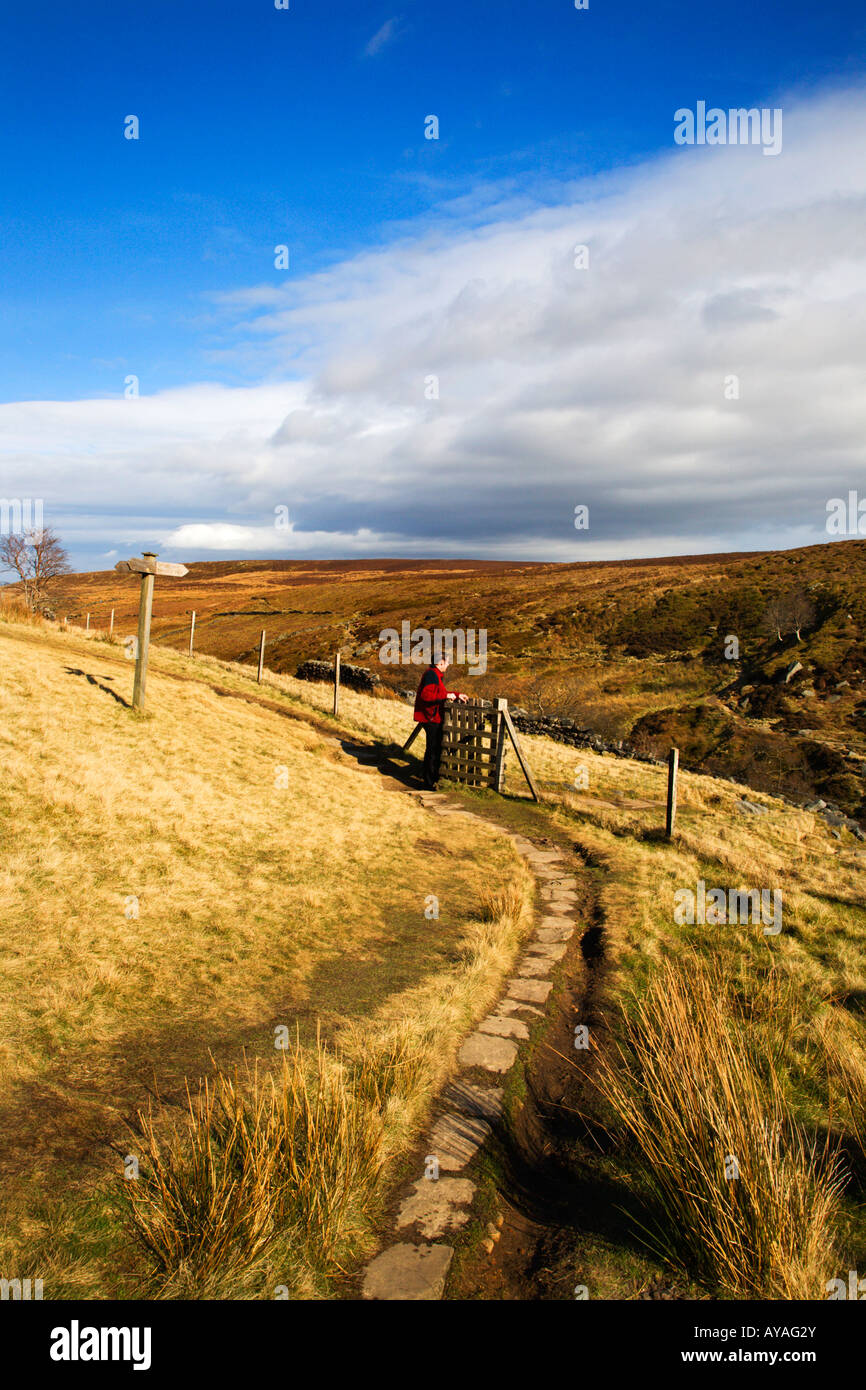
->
[[2, 87, 865, 568]]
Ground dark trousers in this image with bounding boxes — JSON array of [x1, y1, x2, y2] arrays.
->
[[422, 722, 444, 787]]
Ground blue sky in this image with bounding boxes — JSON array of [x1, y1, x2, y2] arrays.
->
[[1, 1, 865, 568]]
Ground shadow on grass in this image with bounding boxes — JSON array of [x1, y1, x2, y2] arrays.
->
[[64, 668, 131, 708], [341, 738, 426, 791]]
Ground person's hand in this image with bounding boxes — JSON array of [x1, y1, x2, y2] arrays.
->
[[457, 692, 469, 703], [445, 691, 456, 701]]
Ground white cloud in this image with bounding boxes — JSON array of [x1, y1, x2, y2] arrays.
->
[[364, 17, 402, 58], [2, 87, 866, 567]]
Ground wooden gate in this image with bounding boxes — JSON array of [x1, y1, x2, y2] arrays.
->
[[400, 696, 539, 801], [440, 698, 504, 789]]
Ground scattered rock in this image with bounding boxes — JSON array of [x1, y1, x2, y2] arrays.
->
[[514, 956, 552, 979], [497, 998, 544, 1017], [426, 1112, 492, 1170]]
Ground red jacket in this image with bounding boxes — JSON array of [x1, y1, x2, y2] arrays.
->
[[413, 666, 462, 723]]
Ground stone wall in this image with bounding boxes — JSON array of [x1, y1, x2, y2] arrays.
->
[[296, 659, 381, 693]]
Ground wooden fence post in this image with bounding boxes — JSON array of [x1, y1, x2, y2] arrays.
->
[[109, 608, 115, 637], [189, 610, 196, 658], [257, 629, 266, 683], [666, 747, 679, 838], [333, 651, 341, 717], [132, 553, 157, 712], [85, 613, 90, 632], [494, 698, 509, 793]]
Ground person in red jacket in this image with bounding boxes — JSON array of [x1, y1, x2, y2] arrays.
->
[[413, 657, 467, 789]]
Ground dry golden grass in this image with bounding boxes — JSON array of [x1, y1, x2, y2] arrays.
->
[[590, 958, 845, 1299], [3, 601, 864, 1299], [0, 616, 532, 1296], [182, 639, 866, 1301]]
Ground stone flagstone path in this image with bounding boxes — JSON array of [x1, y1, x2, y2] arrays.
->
[[361, 791, 577, 1300]]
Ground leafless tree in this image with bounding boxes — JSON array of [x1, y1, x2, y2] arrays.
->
[[783, 587, 816, 642], [761, 596, 787, 643], [762, 588, 816, 644], [525, 670, 574, 718], [0, 528, 71, 611]]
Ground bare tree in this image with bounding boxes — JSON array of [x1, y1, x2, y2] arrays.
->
[[761, 596, 786, 643], [762, 588, 817, 644], [525, 670, 573, 718], [0, 528, 71, 611], [782, 587, 816, 642]]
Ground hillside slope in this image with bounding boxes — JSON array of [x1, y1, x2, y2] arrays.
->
[[0, 616, 531, 1297], [43, 540, 866, 820], [1, 611, 865, 1300]]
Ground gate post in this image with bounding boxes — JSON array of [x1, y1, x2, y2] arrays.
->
[[494, 698, 509, 793]]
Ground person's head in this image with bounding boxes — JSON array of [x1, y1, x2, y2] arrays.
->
[[435, 657, 450, 673]]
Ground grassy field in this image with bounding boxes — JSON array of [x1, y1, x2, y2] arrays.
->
[[0, 611, 533, 1298], [149, 637, 866, 1297], [3, 599, 866, 1301]]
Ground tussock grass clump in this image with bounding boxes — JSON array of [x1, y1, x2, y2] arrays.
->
[[123, 1038, 388, 1294], [477, 882, 525, 925], [590, 959, 844, 1298], [124, 1068, 286, 1287]]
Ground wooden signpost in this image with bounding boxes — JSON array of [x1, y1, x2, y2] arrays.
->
[[114, 552, 189, 711]]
